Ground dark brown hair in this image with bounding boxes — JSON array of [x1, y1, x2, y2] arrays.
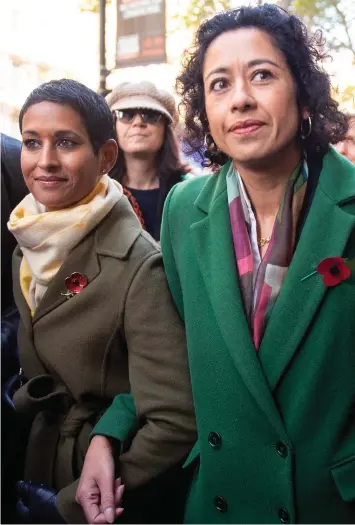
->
[[109, 122, 187, 185], [109, 120, 189, 239]]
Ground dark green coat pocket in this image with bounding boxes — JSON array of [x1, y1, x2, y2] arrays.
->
[[331, 454, 355, 502]]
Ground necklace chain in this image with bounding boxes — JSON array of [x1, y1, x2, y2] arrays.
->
[[258, 236, 271, 248]]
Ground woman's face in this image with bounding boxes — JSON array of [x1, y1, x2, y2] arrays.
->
[[21, 102, 116, 210], [114, 110, 165, 156], [203, 28, 307, 168], [335, 118, 355, 165]]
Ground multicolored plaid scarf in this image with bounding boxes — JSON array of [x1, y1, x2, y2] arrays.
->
[[227, 161, 308, 349]]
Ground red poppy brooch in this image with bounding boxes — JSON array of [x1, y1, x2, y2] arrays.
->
[[61, 272, 88, 299], [302, 257, 353, 287]]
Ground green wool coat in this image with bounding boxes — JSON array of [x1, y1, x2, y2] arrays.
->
[[158, 148, 355, 524]]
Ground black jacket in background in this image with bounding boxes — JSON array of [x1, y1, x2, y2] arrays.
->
[[1, 133, 27, 313], [1, 135, 29, 524]]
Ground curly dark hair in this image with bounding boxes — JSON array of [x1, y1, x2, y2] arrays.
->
[[176, 3, 348, 167]]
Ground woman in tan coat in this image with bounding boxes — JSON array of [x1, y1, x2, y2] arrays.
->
[[7, 79, 196, 524]]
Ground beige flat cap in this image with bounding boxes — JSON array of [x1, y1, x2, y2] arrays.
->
[[106, 81, 178, 124]]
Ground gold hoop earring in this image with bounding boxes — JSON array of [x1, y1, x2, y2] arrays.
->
[[301, 116, 312, 139]]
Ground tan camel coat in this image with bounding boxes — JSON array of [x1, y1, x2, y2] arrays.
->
[[12, 195, 196, 523]]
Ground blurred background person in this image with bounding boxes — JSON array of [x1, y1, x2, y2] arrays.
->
[[1, 133, 27, 381], [7, 78, 195, 524], [107, 81, 190, 241], [1, 133, 28, 314], [335, 113, 355, 164], [176, 123, 206, 174], [1, 133, 28, 524]]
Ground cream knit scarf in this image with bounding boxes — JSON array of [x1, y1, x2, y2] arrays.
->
[[8, 175, 123, 314]]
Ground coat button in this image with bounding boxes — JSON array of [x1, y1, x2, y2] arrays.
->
[[208, 432, 222, 449], [278, 508, 290, 523], [276, 441, 288, 458], [214, 496, 228, 513]]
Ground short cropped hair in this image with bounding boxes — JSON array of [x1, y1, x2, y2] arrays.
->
[[19, 79, 116, 155]]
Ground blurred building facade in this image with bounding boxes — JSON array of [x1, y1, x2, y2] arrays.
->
[[1, 0, 353, 140], [0, 0, 102, 138], [0, 0, 195, 139]]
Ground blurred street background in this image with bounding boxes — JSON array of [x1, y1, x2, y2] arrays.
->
[[1, 0, 354, 139]]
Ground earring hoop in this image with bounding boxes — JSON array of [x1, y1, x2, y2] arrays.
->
[[301, 116, 312, 139]]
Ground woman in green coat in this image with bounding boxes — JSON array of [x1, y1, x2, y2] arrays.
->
[[77, 4, 355, 523]]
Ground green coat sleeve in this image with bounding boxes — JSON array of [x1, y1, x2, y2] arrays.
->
[[90, 393, 137, 453], [160, 185, 185, 320]]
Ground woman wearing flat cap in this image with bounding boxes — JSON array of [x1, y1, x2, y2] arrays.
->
[[106, 81, 190, 241]]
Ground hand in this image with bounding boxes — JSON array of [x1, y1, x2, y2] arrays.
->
[[76, 435, 124, 524], [16, 481, 65, 524]]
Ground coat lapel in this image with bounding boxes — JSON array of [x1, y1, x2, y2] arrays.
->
[[191, 162, 287, 436], [32, 234, 100, 324], [259, 149, 355, 390], [32, 197, 141, 324]]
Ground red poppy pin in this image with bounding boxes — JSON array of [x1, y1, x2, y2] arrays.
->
[[61, 272, 88, 299], [302, 257, 353, 287], [316, 257, 351, 287]]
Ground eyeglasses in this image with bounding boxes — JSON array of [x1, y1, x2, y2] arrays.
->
[[113, 109, 163, 125]]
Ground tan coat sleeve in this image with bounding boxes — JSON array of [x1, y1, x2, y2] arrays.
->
[[118, 252, 196, 488]]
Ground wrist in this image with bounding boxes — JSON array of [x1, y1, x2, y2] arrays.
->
[[91, 434, 120, 453], [91, 434, 113, 449]]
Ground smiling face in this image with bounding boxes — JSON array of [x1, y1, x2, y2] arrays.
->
[[203, 28, 307, 169], [114, 109, 166, 156], [21, 101, 117, 210]]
